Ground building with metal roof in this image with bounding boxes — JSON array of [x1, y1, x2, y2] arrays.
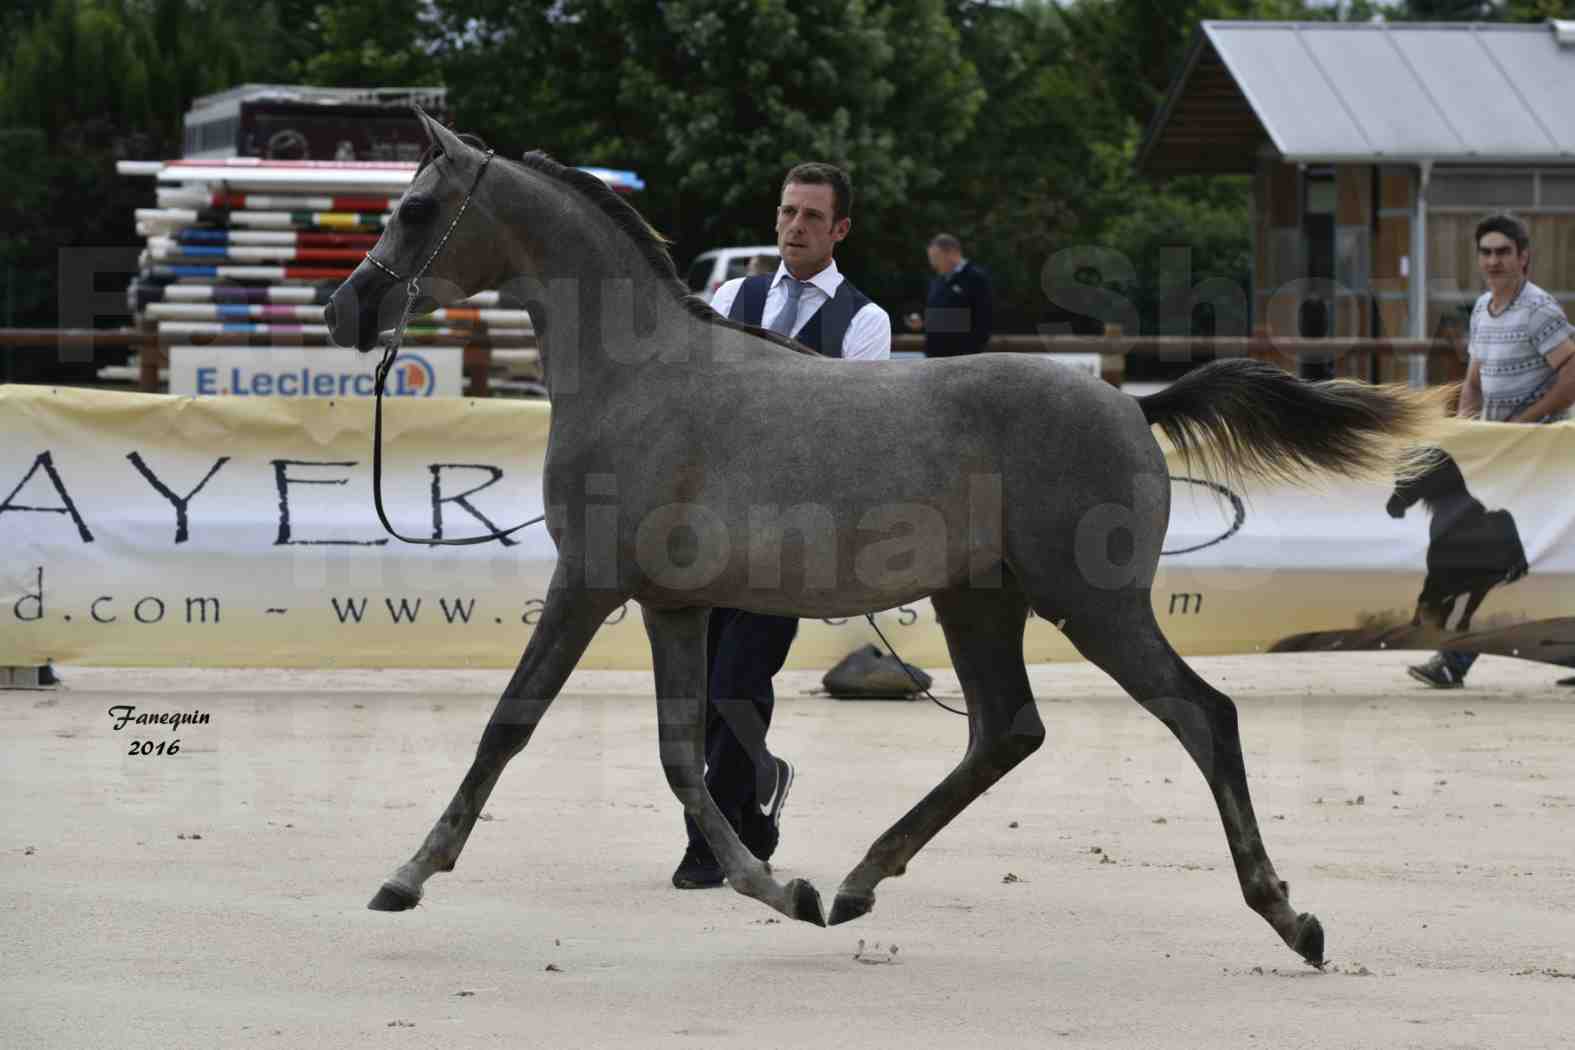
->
[[1140, 20, 1575, 371]]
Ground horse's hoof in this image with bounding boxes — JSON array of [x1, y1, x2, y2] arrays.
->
[[1293, 912, 1325, 968], [787, 878, 825, 927], [368, 882, 421, 912], [828, 893, 874, 926]]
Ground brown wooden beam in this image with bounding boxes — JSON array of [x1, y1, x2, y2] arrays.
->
[[7, 329, 1466, 396], [0, 327, 155, 348], [462, 346, 491, 398], [896, 333, 1465, 383]]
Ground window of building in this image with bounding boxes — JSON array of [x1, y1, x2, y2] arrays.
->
[[1429, 171, 1535, 208]]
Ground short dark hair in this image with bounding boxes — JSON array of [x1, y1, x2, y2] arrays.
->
[[929, 233, 962, 254], [783, 162, 852, 221], [1475, 213, 1529, 253]]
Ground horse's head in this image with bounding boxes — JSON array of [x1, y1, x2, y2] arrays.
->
[[324, 108, 499, 351]]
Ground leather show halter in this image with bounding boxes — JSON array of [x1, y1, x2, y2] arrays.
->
[[363, 148, 541, 547]]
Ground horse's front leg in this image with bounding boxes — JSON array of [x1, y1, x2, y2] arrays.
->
[[369, 568, 626, 911], [1414, 580, 1455, 630], [642, 604, 825, 927]]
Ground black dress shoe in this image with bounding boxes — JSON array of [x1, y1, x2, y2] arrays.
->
[[672, 845, 724, 889]]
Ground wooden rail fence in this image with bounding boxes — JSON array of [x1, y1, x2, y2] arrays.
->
[[2, 328, 1468, 396]]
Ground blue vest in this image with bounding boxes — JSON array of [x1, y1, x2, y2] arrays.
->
[[727, 274, 871, 358]]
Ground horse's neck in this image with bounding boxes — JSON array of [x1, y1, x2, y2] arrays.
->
[[490, 170, 696, 405], [537, 280, 700, 413], [1426, 491, 1483, 536]]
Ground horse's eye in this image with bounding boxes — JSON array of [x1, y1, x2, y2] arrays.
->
[[400, 195, 437, 223]]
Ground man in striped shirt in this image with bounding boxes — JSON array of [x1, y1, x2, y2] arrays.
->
[[1408, 213, 1575, 689]]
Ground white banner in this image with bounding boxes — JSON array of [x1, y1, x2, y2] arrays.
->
[[168, 347, 463, 398], [1, 385, 1571, 670]]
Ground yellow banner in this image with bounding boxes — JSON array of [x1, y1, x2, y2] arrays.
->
[[2, 385, 1571, 669]]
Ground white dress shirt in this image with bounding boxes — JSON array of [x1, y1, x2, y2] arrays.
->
[[711, 260, 891, 361]]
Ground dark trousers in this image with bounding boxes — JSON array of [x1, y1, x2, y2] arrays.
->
[[1438, 650, 1479, 679], [683, 607, 799, 852]]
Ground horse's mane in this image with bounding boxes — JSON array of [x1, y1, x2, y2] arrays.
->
[[1397, 453, 1470, 516], [508, 149, 816, 356]]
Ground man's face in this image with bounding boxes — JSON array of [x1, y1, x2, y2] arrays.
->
[[1477, 231, 1528, 289], [776, 181, 848, 278], [927, 244, 955, 275]]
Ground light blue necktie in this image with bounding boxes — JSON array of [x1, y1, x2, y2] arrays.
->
[[766, 277, 805, 336]]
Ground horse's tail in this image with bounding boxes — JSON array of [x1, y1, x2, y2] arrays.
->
[[1137, 358, 1450, 489]]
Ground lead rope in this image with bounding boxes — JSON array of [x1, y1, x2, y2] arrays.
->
[[864, 613, 967, 716], [367, 150, 544, 547]]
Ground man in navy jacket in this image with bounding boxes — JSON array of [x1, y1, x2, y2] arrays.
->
[[910, 233, 993, 358]]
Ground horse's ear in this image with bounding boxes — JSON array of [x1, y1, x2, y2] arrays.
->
[[412, 107, 467, 158]]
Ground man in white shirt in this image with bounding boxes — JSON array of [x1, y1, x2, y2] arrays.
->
[[673, 162, 890, 889], [709, 164, 891, 360]]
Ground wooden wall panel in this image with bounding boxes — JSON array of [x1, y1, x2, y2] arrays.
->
[[1375, 215, 1410, 282], [1526, 214, 1575, 293], [1379, 167, 1412, 211], [1427, 214, 1475, 294], [1378, 299, 1410, 340], [1336, 164, 1372, 225]]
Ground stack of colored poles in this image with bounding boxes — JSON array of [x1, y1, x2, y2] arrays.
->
[[122, 158, 536, 359]]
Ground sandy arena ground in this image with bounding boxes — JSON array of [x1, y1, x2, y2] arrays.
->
[[4, 652, 1574, 1049]]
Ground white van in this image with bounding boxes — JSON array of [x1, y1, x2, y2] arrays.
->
[[685, 245, 780, 297]]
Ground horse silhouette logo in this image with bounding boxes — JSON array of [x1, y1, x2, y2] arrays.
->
[[1387, 451, 1528, 631]]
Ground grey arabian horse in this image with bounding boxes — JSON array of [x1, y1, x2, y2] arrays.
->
[[326, 112, 1439, 967]]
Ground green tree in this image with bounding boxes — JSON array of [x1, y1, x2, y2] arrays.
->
[[431, 0, 984, 300], [300, 1, 439, 87], [0, 0, 308, 328], [1363, 0, 1573, 17], [1, 0, 155, 138], [882, 1, 1117, 327], [1500, 0, 1575, 17], [1086, 128, 1253, 342], [2, 1, 154, 330], [1392, 0, 1499, 16], [1058, 1, 1336, 133]]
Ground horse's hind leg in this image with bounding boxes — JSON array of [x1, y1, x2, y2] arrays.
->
[[642, 605, 825, 925], [1056, 590, 1325, 966], [1454, 586, 1491, 632], [830, 580, 1043, 925], [369, 572, 625, 911]]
